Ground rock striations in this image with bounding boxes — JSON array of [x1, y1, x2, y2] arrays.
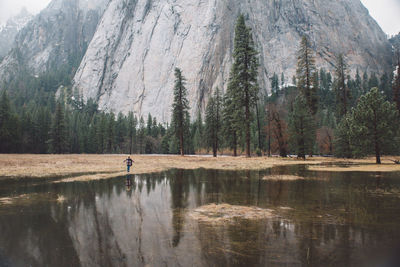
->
[[0, 0, 109, 82], [73, 0, 392, 121]]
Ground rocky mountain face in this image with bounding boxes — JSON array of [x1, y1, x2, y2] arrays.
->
[[72, 0, 392, 121], [0, 0, 109, 82], [0, 8, 33, 59], [390, 33, 400, 51], [0, 0, 393, 122]]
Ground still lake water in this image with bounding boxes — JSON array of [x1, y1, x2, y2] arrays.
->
[[1, 166, 400, 266]]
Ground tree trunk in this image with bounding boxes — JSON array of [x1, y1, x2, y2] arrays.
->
[[180, 130, 184, 156], [233, 132, 237, 157], [245, 93, 251, 157], [213, 143, 217, 157], [373, 111, 380, 164], [375, 135, 381, 164], [255, 101, 262, 153]]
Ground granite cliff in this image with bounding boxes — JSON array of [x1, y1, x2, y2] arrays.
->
[[73, 0, 392, 121]]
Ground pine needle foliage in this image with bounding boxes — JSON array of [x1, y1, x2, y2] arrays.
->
[[225, 14, 259, 157], [205, 87, 222, 157], [333, 54, 351, 118], [288, 95, 316, 160], [171, 68, 190, 156], [350, 87, 399, 164], [296, 36, 318, 115]]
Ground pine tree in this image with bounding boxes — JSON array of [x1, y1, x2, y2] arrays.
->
[[127, 112, 136, 154], [171, 68, 190, 156], [379, 73, 392, 101], [115, 112, 127, 153], [0, 90, 12, 152], [96, 114, 107, 153], [334, 114, 353, 158], [296, 36, 318, 115], [106, 112, 115, 153], [362, 72, 369, 93], [50, 102, 67, 154], [268, 104, 288, 157], [288, 95, 315, 160], [368, 73, 379, 89], [353, 69, 362, 105], [205, 87, 222, 157], [222, 89, 239, 156], [138, 116, 145, 154], [333, 54, 351, 118], [152, 117, 159, 138], [193, 110, 204, 152], [271, 73, 279, 95], [227, 14, 259, 157], [393, 52, 400, 113], [146, 113, 153, 137], [350, 87, 399, 164]]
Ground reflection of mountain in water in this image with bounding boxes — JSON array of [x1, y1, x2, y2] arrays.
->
[[0, 168, 400, 266]]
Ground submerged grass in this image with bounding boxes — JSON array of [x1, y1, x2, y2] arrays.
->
[[188, 203, 275, 224], [262, 175, 305, 181]]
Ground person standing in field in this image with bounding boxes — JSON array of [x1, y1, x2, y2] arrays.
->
[[124, 156, 134, 172]]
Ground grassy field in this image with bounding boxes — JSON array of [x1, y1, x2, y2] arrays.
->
[[0, 154, 399, 183]]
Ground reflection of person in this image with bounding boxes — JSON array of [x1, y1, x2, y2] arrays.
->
[[126, 174, 132, 191], [123, 156, 134, 172]]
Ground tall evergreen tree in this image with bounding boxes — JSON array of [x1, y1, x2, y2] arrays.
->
[[271, 73, 279, 94], [227, 14, 259, 157], [205, 87, 222, 157], [362, 72, 369, 93], [106, 113, 115, 153], [115, 112, 127, 152], [193, 110, 204, 152], [288, 95, 315, 160], [0, 91, 12, 152], [368, 73, 379, 89], [296, 35, 318, 115], [127, 112, 136, 154], [222, 89, 239, 156], [171, 68, 190, 156], [350, 87, 399, 164], [268, 104, 288, 157], [334, 114, 353, 158], [50, 102, 67, 153], [379, 73, 392, 100], [352, 69, 362, 105], [138, 116, 145, 154], [393, 52, 400, 113], [146, 113, 153, 136], [333, 54, 351, 118]]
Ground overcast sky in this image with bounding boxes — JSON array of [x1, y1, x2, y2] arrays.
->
[[0, 0, 399, 35]]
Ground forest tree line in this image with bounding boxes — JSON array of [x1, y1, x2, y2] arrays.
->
[[0, 15, 399, 163]]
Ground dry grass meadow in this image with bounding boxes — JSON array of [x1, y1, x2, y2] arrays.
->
[[0, 154, 399, 183]]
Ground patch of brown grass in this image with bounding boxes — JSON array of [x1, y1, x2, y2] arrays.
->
[[0, 154, 399, 183], [262, 175, 305, 181], [0, 154, 321, 182], [308, 158, 400, 172], [188, 203, 274, 224]]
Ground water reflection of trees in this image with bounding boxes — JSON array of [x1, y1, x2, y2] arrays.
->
[[1, 168, 400, 266]]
